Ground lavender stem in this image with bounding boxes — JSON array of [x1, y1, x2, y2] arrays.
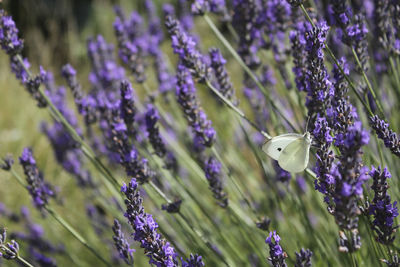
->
[[6, 169, 112, 266], [203, 14, 299, 132], [0, 244, 35, 267], [13, 55, 123, 201], [350, 47, 384, 114]]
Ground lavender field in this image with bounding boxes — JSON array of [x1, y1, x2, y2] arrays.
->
[[1, 0, 400, 266]]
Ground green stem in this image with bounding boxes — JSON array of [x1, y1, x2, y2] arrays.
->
[[15, 55, 122, 197], [0, 245, 35, 267], [46, 207, 112, 267], [350, 47, 384, 115], [16, 255, 36, 267], [204, 79, 319, 180], [205, 80, 271, 139], [389, 57, 400, 96], [203, 14, 299, 132], [211, 146, 257, 218], [146, 181, 231, 265], [7, 169, 111, 266]]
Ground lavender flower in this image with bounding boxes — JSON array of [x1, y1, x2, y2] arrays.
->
[[19, 148, 56, 212], [154, 50, 176, 98], [192, 0, 230, 21], [12, 57, 47, 107], [0, 10, 23, 55], [176, 64, 216, 147], [329, 59, 369, 252], [39, 70, 94, 187], [181, 254, 205, 267], [304, 21, 334, 123], [29, 247, 57, 267], [265, 231, 287, 267], [104, 96, 155, 184], [256, 217, 271, 231], [145, 104, 167, 157], [121, 178, 178, 266], [191, 0, 210, 15], [112, 219, 134, 265], [209, 48, 237, 105], [113, 10, 147, 83], [295, 248, 312, 267], [87, 35, 125, 93], [290, 22, 311, 92], [161, 199, 183, 214], [145, 0, 163, 53], [231, 0, 261, 69], [0, 155, 13, 171], [165, 16, 211, 82], [368, 166, 399, 245], [61, 63, 98, 124], [11, 207, 64, 255], [86, 204, 109, 236], [348, 14, 369, 73], [120, 80, 136, 138], [0, 229, 19, 260], [204, 157, 228, 208], [286, 0, 304, 7], [261, 0, 292, 63], [144, 105, 179, 172], [370, 115, 400, 157], [383, 253, 400, 267], [373, 0, 394, 52], [313, 116, 335, 198], [0, 11, 47, 108], [274, 161, 291, 183]]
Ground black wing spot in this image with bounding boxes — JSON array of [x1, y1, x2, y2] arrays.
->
[[277, 148, 282, 151]]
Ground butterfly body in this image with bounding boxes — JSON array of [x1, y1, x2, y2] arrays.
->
[[262, 132, 312, 173]]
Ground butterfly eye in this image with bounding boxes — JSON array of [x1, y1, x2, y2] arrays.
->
[[277, 148, 282, 151]]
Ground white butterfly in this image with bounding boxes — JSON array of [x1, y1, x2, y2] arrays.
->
[[262, 132, 312, 173]]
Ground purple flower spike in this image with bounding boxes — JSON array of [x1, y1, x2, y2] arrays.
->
[[0, 154, 14, 171], [204, 157, 228, 208], [0, 11, 47, 108], [87, 35, 125, 92], [286, 0, 304, 7], [295, 248, 313, 267], [61, 63, 97, 125], [181, 253, 205, 267], [209, 48, 237, 105], [112, 219, 134, 265], [165, 16, 211, 82], [368, 166, 399, 245], [0, 10, 24, 55], [161, 199, 183, 214], [154, 50, 176, 97], [120, 80, 136, 138], [370, 115, 400, 158], [232, 0, 261, 69], [265, 231, 287, 267], [191, 0, 210, 15], [121, 178, 179, 266], [145, 104, 167, 157], [113, 9, 147, 83], [0, 229, 20, 260], [19, 148, 56, 212], [176, 64, 216, 147]]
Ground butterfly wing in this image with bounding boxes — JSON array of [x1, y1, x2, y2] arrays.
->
[[262, 133, 304, 160], [277, 135, 311, 173]]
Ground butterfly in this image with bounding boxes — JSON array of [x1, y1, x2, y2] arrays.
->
[[262, 132, 312, 173]]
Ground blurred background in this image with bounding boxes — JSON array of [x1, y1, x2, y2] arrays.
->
[[0, 1, 181, 265]]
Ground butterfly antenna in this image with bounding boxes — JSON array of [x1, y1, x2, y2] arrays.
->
[[305, 116, 311, 133]]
